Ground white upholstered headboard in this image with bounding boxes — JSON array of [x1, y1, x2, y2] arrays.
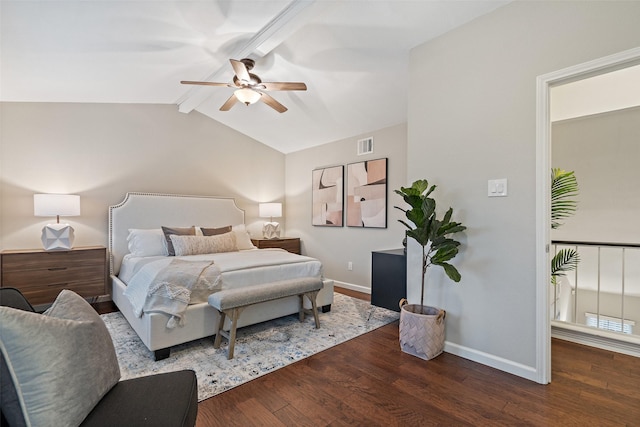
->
[[108, 192, 245, 275]]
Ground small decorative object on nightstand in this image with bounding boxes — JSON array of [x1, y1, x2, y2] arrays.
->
[[33, 193, 81, 250], [0, 246, 107, 306], [251, 237, 300, 255], [259, 202, 282, 239]]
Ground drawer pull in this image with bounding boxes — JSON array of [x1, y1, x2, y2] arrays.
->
[[48, 267, 68, 271]]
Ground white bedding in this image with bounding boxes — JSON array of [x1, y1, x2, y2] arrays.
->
[[121, 248, 323, 324]]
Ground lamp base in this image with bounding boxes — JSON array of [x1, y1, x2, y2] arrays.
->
[[41, 223, 75, 251], [262, 222, 281, 239]]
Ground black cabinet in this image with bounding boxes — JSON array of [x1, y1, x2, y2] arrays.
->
[[371, 249, 406, 312]]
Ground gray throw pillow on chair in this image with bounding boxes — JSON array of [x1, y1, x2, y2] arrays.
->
[[0, 290, 120, 426]]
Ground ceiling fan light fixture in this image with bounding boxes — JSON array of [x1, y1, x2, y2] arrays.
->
[[235, 88, 261, 105]]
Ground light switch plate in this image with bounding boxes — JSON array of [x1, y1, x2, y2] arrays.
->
[[488, 179, 508, 197]]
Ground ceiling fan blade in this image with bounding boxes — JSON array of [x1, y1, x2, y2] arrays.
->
[[230, 59, 251, 82], [220, 93, 239, 111], [261, 82, 307, 91], [180, 81, 229, 87], [260, 93, 287, 113]]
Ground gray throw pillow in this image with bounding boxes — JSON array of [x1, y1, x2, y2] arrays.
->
[[200, 225, 232, 236], [161, 226, 196, 256], [0, 290, 121, 426]]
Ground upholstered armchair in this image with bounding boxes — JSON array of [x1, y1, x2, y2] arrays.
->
[[0, 288, 198, 427]]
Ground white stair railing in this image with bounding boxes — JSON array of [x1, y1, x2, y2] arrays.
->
[[551, 240, 640, 339]]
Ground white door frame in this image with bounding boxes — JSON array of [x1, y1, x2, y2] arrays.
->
[[535, 47, 640, 384]]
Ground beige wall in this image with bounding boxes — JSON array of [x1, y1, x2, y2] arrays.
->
[[0, 102, 285, 251], [285, 123, 407, 291], [552, 106, 640, 243], [408, 1, 640, 374]]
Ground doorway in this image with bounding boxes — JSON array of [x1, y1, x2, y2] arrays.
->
[[536, 47, 640, 384]]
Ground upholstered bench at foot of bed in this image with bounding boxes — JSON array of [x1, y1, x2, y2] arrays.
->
[[208, 277, 324, 359]]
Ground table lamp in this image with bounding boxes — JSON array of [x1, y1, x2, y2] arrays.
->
[[259, 202, 282, 239], [34, 194, 81, 250]]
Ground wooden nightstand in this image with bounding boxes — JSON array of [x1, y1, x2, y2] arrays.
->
[[0, 246, 108, 306], [251, 237, 301, 255]]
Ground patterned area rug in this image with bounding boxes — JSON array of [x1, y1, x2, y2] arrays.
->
[[101, 293, 399, 401]]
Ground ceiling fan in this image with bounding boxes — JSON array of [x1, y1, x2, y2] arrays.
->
[[180, 58, 307, 113]]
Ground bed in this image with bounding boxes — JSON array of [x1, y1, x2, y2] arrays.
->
[[108, 192, 334, 360]]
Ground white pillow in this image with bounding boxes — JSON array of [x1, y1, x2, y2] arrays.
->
[[231, 224, 256, 250], [170, 233, 238, 256], [127, 229, 168, 257]]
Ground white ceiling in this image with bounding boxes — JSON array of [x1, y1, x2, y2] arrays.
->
[[1, 0, 509, 154]]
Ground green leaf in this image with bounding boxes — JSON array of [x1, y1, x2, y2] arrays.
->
[[551, 248, 580, 283], [438, 222, 466, 236], [432, 246, 459, 264], [439, 263, 462, 282], [422, 197, 436, 219], [551, 169, 579, 229], [431, 237, 460, 250]]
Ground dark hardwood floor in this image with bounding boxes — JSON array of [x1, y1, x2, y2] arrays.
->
[[93, 289, 640, 426], [194, 288, 640, 426]]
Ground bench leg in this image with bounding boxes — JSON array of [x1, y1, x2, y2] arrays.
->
[[298, 295, 305, 322], [309, 291, 320, 329], [213, 311, 226, 349], [227, 308, 242, 360], [213, 308, 243, 359], [299, 291, 320, 329]]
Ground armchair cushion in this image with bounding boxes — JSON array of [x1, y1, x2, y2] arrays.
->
[[0, 290, 120, 426], [80, 370, 198, 427]]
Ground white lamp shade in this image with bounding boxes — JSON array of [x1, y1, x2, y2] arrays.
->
[[259, 203, 282, 218], [34, 194, 80, 217]]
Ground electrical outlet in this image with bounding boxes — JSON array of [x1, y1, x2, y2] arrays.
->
[[348, 261, 353, 271]]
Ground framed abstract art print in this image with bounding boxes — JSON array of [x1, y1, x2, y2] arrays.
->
[[346, 158, 387, 228], [312, 165, 343, 226]]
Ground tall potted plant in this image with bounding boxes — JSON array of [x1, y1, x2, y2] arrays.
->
[[394, 179, 466, 360]]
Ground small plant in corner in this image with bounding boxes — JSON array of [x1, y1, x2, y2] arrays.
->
[[394, 179, 466, 314]]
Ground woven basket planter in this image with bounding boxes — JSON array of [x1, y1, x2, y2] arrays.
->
[[399, 301, 446, 360]]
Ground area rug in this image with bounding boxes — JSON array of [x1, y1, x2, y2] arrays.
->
[[101, 293, 399, 401]]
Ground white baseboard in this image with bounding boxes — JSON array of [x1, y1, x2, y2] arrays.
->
[[444, 341, 540, 383], [331, 280, 371, 295], [552, 325, 640, 358]]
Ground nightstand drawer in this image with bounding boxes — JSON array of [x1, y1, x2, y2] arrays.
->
[[7, 279, 107, 306], [1, 248, 104, 272], [1, 246, 107, 306], [2, 264, 106, 289]]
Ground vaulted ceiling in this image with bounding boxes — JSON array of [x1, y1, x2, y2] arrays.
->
[[1, 0, 509, 153]]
